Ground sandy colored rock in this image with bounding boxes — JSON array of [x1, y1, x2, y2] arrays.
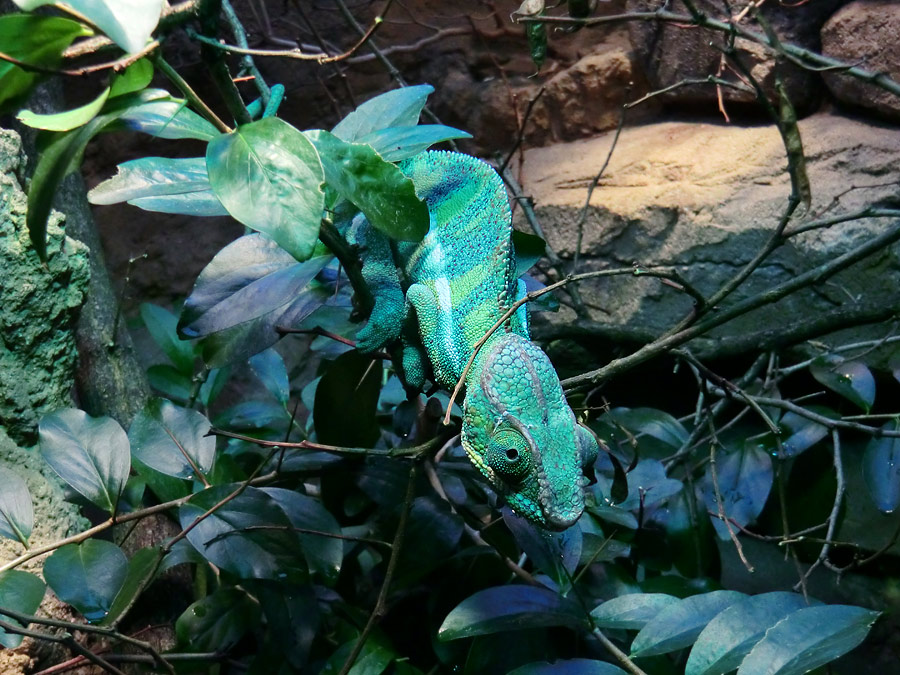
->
[[519, 113, 900, 353], [0, 130, 89, 445], [626, 0, 844, 113], [821, 0, 900, 121]]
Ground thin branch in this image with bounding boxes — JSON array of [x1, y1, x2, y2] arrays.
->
[[590, 627, 650, 675], [154, 54, 231, 133]]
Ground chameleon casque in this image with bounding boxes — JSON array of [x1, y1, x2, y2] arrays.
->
[[349, 150, 599, 530]]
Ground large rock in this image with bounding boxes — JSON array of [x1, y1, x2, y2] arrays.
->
[[821, 1, 900, 121], [0, 130, 89, 444], [626, 0, 845, 113], [518, 113, 900, 357]]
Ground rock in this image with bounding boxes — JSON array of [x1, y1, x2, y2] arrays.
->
[[821, 1, 900, 121], [625, 0, 845, 114], [518, 113, 900, 358], [0, 130, 89, 445]]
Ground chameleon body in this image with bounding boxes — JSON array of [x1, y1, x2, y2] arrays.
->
[[350, 151, 598, 530]]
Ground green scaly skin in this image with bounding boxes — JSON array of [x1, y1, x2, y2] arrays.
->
[[349, 150, 598, 530]]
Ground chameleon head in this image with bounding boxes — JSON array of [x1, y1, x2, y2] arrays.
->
[[461, 333, 599, 530]]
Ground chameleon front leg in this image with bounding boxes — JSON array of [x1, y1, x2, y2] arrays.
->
[[346, 219, 405, 353], [406, 282, 466, 390]]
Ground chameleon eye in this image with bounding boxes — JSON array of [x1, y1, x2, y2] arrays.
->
[[486, 431, 532, 483]]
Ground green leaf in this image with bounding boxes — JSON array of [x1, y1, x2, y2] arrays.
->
[[100, 547, 163, 627], [0, 570, 46, 648], [0, 470, 32, 545], [262, 488, 343, 583], [606, 407, 689, 449], [117, 98, 220, 140], [686, 592, 814, 675], [631, 590, 746, 657], [26, 88, 168, 260], [357, 124, 472, 162], [140, 303, 195, 373], [88, 157, 225, 217], [146, 364, 193, 403], [504, 509, 580, 589], [698, 441, 773, 540], [862, 420, 900, 513], [332, 84, 434, 142], [736, 605, 879, 675], [13, 0, 164, 54], [249, 349, 290, 407], [175, 587, 260, 651], [108, 58, 153, 97], [179, 234, 331, 338], [777, 408, 831, 457], [438, 585, 587, 640], [508, 660, 628, 675], [207, 117, 325, 261], [313, 350, 382, 447], [179, 485, 306, 581], [809, 357, 875, 412], [0, 14, 90, 111], [17, 86, 110, 131], [512, 230, 547, 278], [39, 408, 130, 513], [128, 398, 216, 481], [590, 593, 680, 630], [305, 129, 428, 241], [43, 540, 128, 622]]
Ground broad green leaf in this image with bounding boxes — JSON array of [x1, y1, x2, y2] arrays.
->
[[179, 234, 331, 338], [140, 303, 195, 373], [394, 497, 465, 587], [698, 441, 773, 540], [631, 590, 746, 657], [39, 408, 130, 513], [0, 570, 46, 648], [305, 129, 428, 241], [357, 124, 472, 162], [17, 86, 110, 131], [199, 367, 231, 408], [207, 117, 324, 261], [332, 84, 434, 141], [0, 14, 90, 111], [43, 540, 128, 622], [253, 582, 318, 668], [324, 634, 396, 675], [0, 470, 32, 544], [13, 0, 164, 54], [513, 230, 547, 278], [128, 398, 215, 481], [861, 420, 900, 513], [26, 88, 169, 260], [590, 593, 679, 630], [810, 357, 875, 412], [108, 58, 153, 97], [508, 660, 628, 675], [663, 488, 719, 578], [100, 546, 163, 627], [117, 98, 219, 140], [438, 585, 586, 640], [313, 349, 382, 448], [179, 485, 306, 581], [262, 488, 343, 583], [737, 605, 879, 675], [88, 154, 227, 214], [249, 349, 290, 406], [686, 592, 814, 675], [175, 587, 260, 651]]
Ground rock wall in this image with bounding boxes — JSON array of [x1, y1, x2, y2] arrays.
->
[[0, 130, 89, 445]]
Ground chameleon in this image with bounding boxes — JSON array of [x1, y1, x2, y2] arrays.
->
[[349, 150, 599, 530]]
